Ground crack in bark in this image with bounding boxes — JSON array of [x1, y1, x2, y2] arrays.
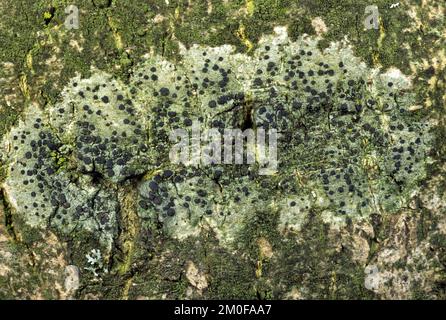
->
[[0, 187, 18, 241]]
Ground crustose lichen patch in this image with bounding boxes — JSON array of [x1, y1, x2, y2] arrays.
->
[[1, 27, 432, 250]]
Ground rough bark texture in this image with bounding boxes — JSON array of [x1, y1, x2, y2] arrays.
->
[[0, 0, 445, 299]]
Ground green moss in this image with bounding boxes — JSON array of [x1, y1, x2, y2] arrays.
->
[[268, 213, 375, 299], [236, 208, 281, 258]]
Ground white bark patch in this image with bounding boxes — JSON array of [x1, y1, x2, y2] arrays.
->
[[64, 265, 80, 293], [311, 17, 328, 36], [186, 261, 208, 291]]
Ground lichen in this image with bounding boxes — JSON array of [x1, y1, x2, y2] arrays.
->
[[1, 27, 433, 252]]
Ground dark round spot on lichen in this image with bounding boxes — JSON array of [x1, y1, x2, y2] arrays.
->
[[159, 87, 170, 96], [166, 208, 176, 216]]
